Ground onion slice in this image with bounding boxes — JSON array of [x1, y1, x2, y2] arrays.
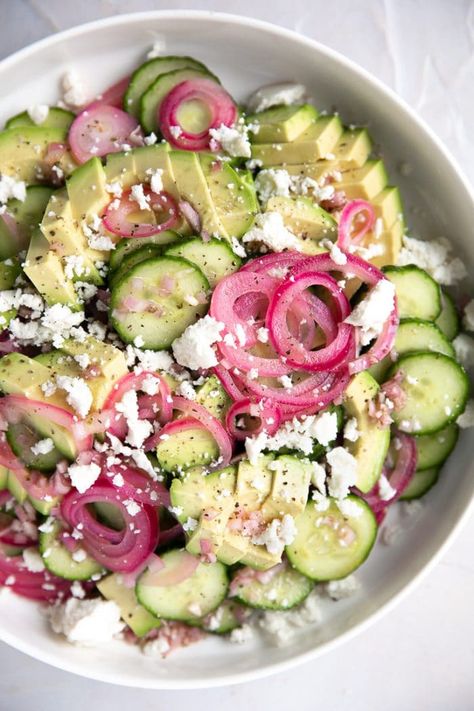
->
[[103, 188, 180, 238], [68, 104, 142, 164]]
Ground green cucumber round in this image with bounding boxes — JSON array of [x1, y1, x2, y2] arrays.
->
[[400, 467, 439, 500], [414, 423, 459, 470], [39, 521, 103, 581], [109, 230, 179, 272], [232, 562, 313, 610], [395, 319, 454, 358], [435, 291, 460, 341], [164, 237, 241, 288], [384, 265, 441, 320], [6, 422, 62, 473]]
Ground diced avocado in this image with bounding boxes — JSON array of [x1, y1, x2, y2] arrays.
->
[[0, 465, 8, 490], [371, 186, 404, 231], [216, 529, 252, 566], [200, 156, 258, 238], [170, 150, 228, 238], [169, 465, 237, 523], [251, 115, 344, 166], [266, 195, 337, 242], [109, 231, 180, 272], [337, 160, 388, 200], [67, 157, 110, 222], [186, 498, 235, 557], [359, 218, 404, 269], [97, 573, 161, 636], [239, 543, 282, 571], [40, 191, 104, 284], [343, 372, 390, 493], [330, 128, 372, 169], [195, 375, 231, 421], [5, 107, 75, 132], [260, 455, 312, 519], [0, 126, 68, 183], [248, 104, 318, 143], [157, 426, 220, 473], [23, 230, 80, 307], [0, 353, 77, 460], [0, 258, 20, 290], [234, 455, 274, 512], [132, 144, 181, 202], [103, 150, 136, 188]]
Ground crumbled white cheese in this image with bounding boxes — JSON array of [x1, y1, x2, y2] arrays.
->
[[321, 238, 347, 265], [259, 589, 321, 646], [457, 399, 474, 428], [178, 380, 197, 401], [70, 581, 86, 599], [326, 447, 358, 499], [169, 125, 182, 139], [56, 375, 93, 418], [62, 70, 88, 108], [72, 548, 87, 563], [22, 548, 45, 573], [105, 181, 123, 198], [73, 353, 91, 370], [123, 499, 141, 517], [47, 598, 123, 645], [115, 389, 153, 448], [209, 123, 252, 158], [242, 211, 301, 252], [345, 279, 395, 346], [125, 345, 174, 373], [41, 303, 84, 346], [27, 104, 49, 125], [149, 169, 163, 194], [453, 333, 474, 369], [397, 235, 467, 285], [310, 461, 327, 493], [378, 473, 396, 501], [230, 236, 247, 259], [336, 497, 362, 518], [30, 438, 54, 456], [247, 82, 306, 113], [68, 462, 101, 494], [130, 184, 150, 211], [255, 168, 292, 204], [463, 299, 474, 332], [251, 514, 296, 555], [172, 314, 224, 370], [343, 417, 360, 442], [257, 327, 269, 344], [325, 574, 360, 600], [183, 517, 198, 532], [144, 132, 158, 146], [229, 624, 254, 644], [143, 636, 171, 657], [0, 175, 27, 204]]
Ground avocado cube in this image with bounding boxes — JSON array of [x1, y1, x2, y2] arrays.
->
[[266, 195, 337, 241], [371, 186, 404, 230], [235, 455, 274, 512], [169, 466, 237, 523], [194, 374, 232, 422], [0, 126, 68, 184], [261, 455, 312, 519], [248, 104, 318, 143], [251, 115, 344, 166], [104, 151, 137, 188], [23, 230, 80, 308], [186, 499, 234, 556], [216, 530, 251, 565], [330, 128, 372, 169], [239, 543, 282, 571], [67, 157, 109, 222], [97, 574, 161, 637], [344, 372, 390, 493], [338, 159, 388, 200]]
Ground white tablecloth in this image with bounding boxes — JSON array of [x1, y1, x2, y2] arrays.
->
[[0, 1, 473, 709]]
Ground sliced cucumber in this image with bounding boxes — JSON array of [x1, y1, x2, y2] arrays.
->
[[97, 573, 161, 637], [140, 68, 219, 134], [390, 352, 469, 435], [286, 497, 377, 581], [39, 521, 103, 581], [435, 291, 460, 341], [6, 421, 62, 473], [384, 265, 441, 320], [200, 600, 244, 634], [232, 562, 313, 610], [5, 107, 75, 131], [109, 244, 163, 289], [109, 230, 179, 272], [400, 467, 439, 500], [110, 256, 209, 350], [136, 549, 228, 621], [414, 424, 459, 470], [124, 55, 210, 118], [157, 425, 219, 473], [164, 237, 241, 288], [395, 319, 455, 358]]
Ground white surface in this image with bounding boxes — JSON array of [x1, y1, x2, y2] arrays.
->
[[0, 0, 473, 708]]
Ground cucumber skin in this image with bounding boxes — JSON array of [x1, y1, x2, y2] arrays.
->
[[383, 265, 441, 321], [233, 566, 314, 611], [414, 424, 459, 471], [400, 467, 439, 500]]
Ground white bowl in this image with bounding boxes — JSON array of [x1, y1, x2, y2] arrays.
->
[[0, 10, 473, 690]]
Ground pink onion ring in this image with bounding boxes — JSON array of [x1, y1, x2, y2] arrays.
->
[[68, 103, 142, 164], [337, 199, 376, 251], [225, 398, 281, 440], [103, 188, 180, 238]]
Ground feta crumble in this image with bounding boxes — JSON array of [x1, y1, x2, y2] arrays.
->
[[62, 70, 88, 108], [397, 235, 467, 285], [345, 279, 395, 346], [343, 417, 360, 442], [453, 333, 474, 369], [68, 462, 101, 494], [259, 589, 321, 646], [252, 514, 296, 555], [172, 314, 224, 370], [229, 624, 254, 644], [325, 574, 360, 600], [22, 548, 45, 573], [27, 104, 49, 125], [209, 123, 252, 158], [47, 598, 124, 645], [326, 447, 358, 499], [30, 438, 54, 456], [242, 212, 301, 252], [378, 473, 396, 501], [56, 375, 93, 418], [0, 175, 27, 204], [247, 82, 306, 113], [255, 168, 292, 204]]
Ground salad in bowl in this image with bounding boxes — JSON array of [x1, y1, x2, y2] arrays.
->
[[0, 45, 472, 656]]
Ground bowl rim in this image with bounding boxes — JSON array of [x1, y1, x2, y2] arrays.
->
[[0, 8, 473, 690]]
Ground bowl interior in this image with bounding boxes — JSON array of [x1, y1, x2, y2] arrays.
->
[[0, 11, 473, 689]]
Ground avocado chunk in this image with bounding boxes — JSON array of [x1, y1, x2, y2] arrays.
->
[[2, 185, 54, 258], [337, 159, 388, 199], [170, 465, 238, 523], [0, 353, 78, 460], [248, 104, 318, 143], [371, 186, 404, 231], [330, 128, 372, 169], [23, 230, 80, 308], [234, 455, 274, 512], [343, 372, 390, 493], [200, 155, 258, 238], [0, 126, 69, 183], [260, 455, 312, 519], [97, 573, 161, 636], [265, 195, 336, 248], [170, 150, 228, 238], [251, 115, 344, 166], [67, 157, 110, 222]]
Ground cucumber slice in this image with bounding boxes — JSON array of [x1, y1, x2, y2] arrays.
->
[[414, 424, 459, 470], [124, 56, 210, 118], [400, 467, 439, 500], [109, 230, 179, 272], [136, 549, 228, 621], [5, 107, 74, 131], [97, 573, 161, 637], [39, 521, 103, 581], [395, 319, 455, 358], [286, 497, 377, 581], [164, 237, 241, 288], [109, 244, 163, 289], [232, 562, 313, 610], [384, 265, 441, 320], [435, 291, 460, 341], [200, 600, 244, 634], [0, 185, 54, 259], [6, 422, 62, 473], [140, 68, 219, 134], [110, 256, 209, 350], [390, 352, 469, 435]]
